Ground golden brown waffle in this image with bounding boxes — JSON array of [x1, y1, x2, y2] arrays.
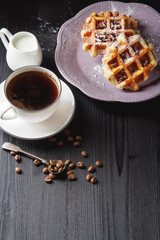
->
[[102, 33, 158, 90], [81, 11, 139, 57]]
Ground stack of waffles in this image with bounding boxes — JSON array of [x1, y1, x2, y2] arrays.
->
[[81, 11, 158, 90]]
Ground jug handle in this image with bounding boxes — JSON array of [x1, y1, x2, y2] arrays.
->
[[0, 28, 12, 49]]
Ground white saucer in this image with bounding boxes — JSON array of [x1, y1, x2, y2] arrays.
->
[[0, 80, 75, 140]]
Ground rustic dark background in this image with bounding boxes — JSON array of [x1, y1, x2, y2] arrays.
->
[[0, 1, 160, 239]]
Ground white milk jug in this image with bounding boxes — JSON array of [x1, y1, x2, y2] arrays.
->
[[0, 28, 43, 70]]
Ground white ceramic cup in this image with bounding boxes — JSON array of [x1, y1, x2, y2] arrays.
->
[[0, 28, 42, 71], [0, 66, 62, 123]]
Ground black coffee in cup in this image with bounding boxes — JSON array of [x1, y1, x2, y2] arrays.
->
[[6, 71, 59, 111]]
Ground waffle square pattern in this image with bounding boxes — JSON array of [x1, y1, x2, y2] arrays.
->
[[81, 11, 138, 57], [81, 11, 158, 91], [102, 33, 158, 90]]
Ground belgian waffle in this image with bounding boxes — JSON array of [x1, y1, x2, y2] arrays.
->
[[81, 11, 139, 57], [102, 33, 158, 90]]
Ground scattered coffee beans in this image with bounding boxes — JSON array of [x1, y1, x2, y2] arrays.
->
[[56, 141, 64, 147], [44, 176, 52, 183], [88, 165, 95, 173], [66, 170, 73, 176], [73, 141, 81, 147], [34, 159, 41, 166], [69, 162, 76, 169], [43, 167, 49, 174], [95, 161, 103, 167], [15, 154, 21, 162], [77, 161, 85, 169], [10, 151, 16, 156], [75, 136, 82, 141], [64, 129, 71, 136], [67, 136, 74, 142], [49, 173, 56, 179], [81, 150, 88, 158], [86, 174, 92, 182], [15, 167, 22, 174], [68, 173, 76, 181], [90, 177, 98, 184], [7, 132, 102, 186], [48, 136, 56, 143]]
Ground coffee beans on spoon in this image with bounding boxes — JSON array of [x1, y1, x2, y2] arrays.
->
[[48, 159, 66, 174]]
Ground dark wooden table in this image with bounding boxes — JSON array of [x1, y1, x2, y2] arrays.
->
[[0, 1, 160, 239]]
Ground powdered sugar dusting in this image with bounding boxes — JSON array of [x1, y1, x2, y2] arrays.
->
[[93, 64, 103, 75], [111, 1, 117, 12], [34, 16, 60, 53]]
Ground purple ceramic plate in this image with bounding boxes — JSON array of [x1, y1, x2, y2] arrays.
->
[[55, 1, 160, 102]]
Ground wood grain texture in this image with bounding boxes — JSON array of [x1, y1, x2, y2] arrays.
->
[[0, 1, 160, 240]]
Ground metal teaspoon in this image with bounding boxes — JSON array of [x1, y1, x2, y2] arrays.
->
[[2, 142, 66, 175]]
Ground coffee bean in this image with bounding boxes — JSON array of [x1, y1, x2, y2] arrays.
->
[[68, 173, 76, 181], [67, 136, 74, 142], [10, 151, 16, 156], [88, 165, 95, 173], [49, 173, 56, 179], [58, 160, 64, 167], [90, 177, 98, 184], [49, 159, 57, 166], [86, 174, 92, 182], [56, 162, 62, 169], [65, 159, 72, 166], [48, 136, 56, 142], [44, 176, 52, 183], [48, 165, 54, 173], [34, 159, 41, 166], [81, 150, 88, 158], [15, 167, 22, 174], [15, 154, 21, 162], [58, 167, 63, 173], [77, 161, 85, 169], [53, 167, 58, 172], [64, 129, 71, 136], [69, 162, 76, 169], [73, 141, 81, 147], [66, 170, 73, 176], [43, 167, 49, 174], [95, 161, 103, 167], [56, 141, 64, 147], [75, 136, 82, 141]]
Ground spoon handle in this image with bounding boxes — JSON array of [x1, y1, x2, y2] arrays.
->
[[2, 142, 49, 166], [19, 149, 49, 166]]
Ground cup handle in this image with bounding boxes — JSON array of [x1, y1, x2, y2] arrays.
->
[[0, 28, 12, 49], [0, 101, 17, 120]]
